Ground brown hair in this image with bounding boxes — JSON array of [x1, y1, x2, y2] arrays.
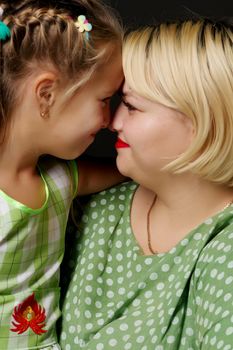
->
[[0, 0, 123, 138]]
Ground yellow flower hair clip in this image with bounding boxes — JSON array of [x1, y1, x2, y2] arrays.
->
[[75, 15, 92, 40]]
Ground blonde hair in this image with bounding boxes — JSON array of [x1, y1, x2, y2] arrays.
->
[[123, 19, 233, 186], [0, 0, 122, 135]]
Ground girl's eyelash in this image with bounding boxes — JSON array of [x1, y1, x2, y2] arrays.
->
[[102, 97, 111, 102], [101, 97, 111, 106]]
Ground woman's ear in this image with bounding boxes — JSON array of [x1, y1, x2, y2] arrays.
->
[[35, 73, 57, 117]]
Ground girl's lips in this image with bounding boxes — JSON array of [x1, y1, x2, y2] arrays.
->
[[115, 138, 130, 148]]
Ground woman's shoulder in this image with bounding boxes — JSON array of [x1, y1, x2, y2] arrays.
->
[[105, 180, 137, 194], [71, 181, 138, 228], [82, 181, 138, 209], [194, 215, 233, 285], [199, 210, 233, 258], [191, 217, 233, 346], [97, 180, 138, 197]]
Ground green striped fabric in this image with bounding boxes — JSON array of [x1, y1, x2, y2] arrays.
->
[[0, 157, 78, 349]]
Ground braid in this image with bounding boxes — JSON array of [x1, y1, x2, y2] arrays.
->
[[4, 8, 89, 79], [0, 0, 123, 137], [1, 0, 87, 18]]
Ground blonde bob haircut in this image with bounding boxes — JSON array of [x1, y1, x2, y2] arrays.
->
[[123, 19, 233, 187]]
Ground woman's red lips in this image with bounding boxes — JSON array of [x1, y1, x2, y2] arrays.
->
[[115, 138, 130, 148]]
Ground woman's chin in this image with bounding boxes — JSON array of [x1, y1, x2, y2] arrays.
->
[[116, 157, 131, 179]]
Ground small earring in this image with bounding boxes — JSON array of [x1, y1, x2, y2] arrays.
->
[[40, 109, 49, 119]]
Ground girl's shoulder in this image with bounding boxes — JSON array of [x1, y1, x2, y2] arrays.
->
[[38, 155, 75, 173], [38, 156, 77, 197]]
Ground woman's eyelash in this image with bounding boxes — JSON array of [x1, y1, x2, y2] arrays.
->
[[122, 99, 136, 111]]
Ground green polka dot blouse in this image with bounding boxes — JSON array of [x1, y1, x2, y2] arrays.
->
[[60, 181, 233, 350]]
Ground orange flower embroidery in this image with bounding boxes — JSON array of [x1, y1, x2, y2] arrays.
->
[[11, 293, 47, 335]]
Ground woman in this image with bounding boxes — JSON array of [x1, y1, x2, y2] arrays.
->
[[60, 18, 233, 349]]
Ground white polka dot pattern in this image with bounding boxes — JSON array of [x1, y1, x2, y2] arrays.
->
[[60, 182, 233, 349]]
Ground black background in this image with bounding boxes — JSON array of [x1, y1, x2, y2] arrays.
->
[[85, 0, 233, 158]]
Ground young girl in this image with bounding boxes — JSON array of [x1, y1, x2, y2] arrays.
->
[[0, 0, 124, 348]]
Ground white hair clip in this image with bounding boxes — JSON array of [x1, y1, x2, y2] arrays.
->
[[75, 15, 92, 40]]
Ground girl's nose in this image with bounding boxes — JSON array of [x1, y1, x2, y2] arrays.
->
[[101, 110, 110, 129]]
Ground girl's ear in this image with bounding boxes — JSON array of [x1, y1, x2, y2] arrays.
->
[[35, 73, 57, 116]]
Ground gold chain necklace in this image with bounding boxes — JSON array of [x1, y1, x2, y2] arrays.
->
[[147, 196, 233, 255], [147, 195, 157, 255]]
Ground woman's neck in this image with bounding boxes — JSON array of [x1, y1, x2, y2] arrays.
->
[[142, 171, 233, 216], [134, 174, 233, 254]]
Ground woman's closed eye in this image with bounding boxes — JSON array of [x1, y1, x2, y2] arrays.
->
[[122, 98, 136, 111]]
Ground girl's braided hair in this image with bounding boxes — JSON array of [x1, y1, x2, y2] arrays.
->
[[0, 0, 122, 138]]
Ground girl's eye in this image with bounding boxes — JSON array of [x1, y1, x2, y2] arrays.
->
[[122, 98, 136, 111], [102, 97, 111, 107]]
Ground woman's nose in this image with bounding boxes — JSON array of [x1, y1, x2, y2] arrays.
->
[[109, 104, 123, 131]]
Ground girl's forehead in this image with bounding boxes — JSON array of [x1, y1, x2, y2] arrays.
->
[[94, 55, 123, 88]]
